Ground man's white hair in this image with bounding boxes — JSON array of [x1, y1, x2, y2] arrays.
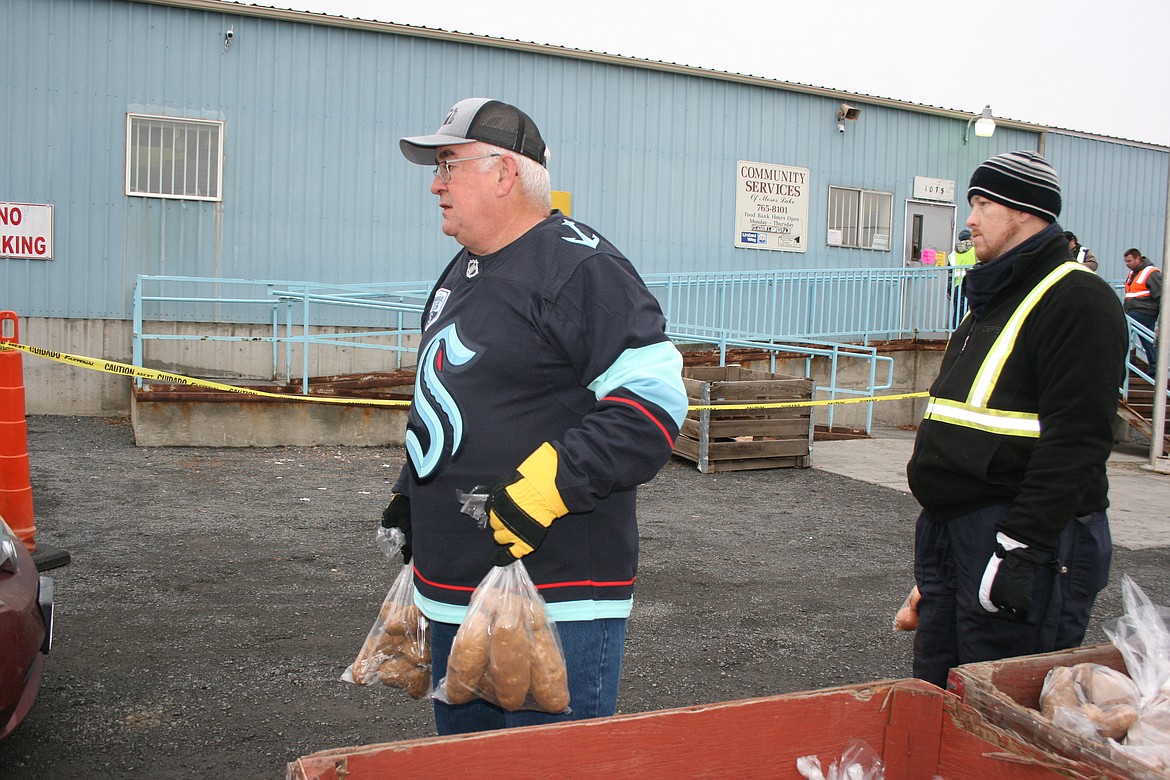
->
[[471, 143, 551, 210]]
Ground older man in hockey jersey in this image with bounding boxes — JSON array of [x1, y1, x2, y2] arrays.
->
[[379, 98, 688, 733]]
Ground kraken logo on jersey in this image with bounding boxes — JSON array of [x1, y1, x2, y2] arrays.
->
[[406, 323, 479, 479]]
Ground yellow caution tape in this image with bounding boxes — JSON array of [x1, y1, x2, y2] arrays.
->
[[1, 341, 927, 411], [0, 341, 412, 407], [686, 391, 928, 411]]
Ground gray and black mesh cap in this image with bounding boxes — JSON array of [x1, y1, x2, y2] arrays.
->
[[399, 98, 549, 167]]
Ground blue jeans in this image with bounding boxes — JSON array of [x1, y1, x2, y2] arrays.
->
[[912, 505, 1111, 688], [429, 617, 627, 735]]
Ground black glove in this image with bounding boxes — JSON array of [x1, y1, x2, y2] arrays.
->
[[978, 532, 1060, 620], [380, 493, 412, 564]]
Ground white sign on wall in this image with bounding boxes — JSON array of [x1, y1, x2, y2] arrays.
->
[[913, 176, 955, 202], [734, 161, 809, 252], [1, 202, 54, 260]]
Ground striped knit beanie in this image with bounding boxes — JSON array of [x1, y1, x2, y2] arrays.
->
[[967, 151, 1061, 223]]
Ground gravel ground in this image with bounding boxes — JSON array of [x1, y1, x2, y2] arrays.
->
[[1, 415, 1167, 778]]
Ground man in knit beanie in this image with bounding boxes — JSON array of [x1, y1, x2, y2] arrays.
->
[[905, 151, 1129, 687]]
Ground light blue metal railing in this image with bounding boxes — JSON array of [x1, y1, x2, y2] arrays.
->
[[133, 276, 430, 392], [1125, 316, 1166, 391], [132, 268, 969, 431], [643, 266, 958, 345], [641, 266, 961, 430]]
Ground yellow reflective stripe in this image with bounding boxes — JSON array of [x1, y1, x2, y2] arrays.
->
[[968, 263, 1089, 406], [924, 397, 1041, 437]]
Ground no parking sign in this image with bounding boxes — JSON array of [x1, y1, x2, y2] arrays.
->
[[1, 202, 53, 260]]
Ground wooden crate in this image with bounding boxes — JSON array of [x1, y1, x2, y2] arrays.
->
[[948, 643, 1162, 780], [288, 679, 1096, 780], [673, 366, 814, 473]]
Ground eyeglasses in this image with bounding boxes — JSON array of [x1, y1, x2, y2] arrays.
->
[[432, 153, 502, 184]]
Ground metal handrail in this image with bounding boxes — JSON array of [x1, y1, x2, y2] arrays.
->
[[134, 269, 1153, 435], [643, 267, 953, 430], [133, 275, 429, 392], [1124, 315, 1168, 397]]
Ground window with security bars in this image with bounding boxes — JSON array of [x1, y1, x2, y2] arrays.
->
[[827, 186, 892, 250], [125, 114, 223, 201]]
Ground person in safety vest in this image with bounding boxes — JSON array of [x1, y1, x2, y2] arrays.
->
[[379, 98, 687, 734], [948, 228, 978, 328], [1123, 247, 1162, 369], [1062, 231, 1098, 272], [905, 151, 1128, 688]]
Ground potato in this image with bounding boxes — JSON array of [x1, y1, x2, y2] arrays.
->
[[402, 664, 431, 700], [487, 605, 532, 711], [528, 618, 569, 713], [892, 586, 920, 631], [446, 609, 491, 704], [350, 629, 403, 685]]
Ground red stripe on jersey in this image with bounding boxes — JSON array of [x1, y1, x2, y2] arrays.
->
[[536, 577, 637, 591], [413, 565, 477, 592], [414, 565, 635, 593], [601, 395, 674, 446]]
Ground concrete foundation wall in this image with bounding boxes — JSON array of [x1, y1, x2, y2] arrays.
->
[[130, 395, 408, 448]]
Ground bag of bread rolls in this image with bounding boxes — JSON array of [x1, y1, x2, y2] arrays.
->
[[436, 560, 571, 714], [1123, 692, 1170, 770], [1040, 663, 1141, 742], [341, 562, 432, 699]]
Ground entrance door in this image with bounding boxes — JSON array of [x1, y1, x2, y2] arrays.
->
[[901, 199, 958, 335], [904, 200, 956, 266]]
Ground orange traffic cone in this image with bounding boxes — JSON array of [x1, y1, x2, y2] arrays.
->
[[0, 310, 36, 553]]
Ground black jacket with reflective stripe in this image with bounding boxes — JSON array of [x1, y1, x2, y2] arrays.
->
[[907, 230, 1128, 549]]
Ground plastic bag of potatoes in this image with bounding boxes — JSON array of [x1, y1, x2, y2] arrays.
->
[[892, 585, 921, 631], [437, 560, 570, 714], [341, 562, 431, 699]]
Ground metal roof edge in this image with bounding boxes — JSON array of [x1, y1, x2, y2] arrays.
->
[[1045, 128, 1168, 152], [134, 0, 1167, 152]]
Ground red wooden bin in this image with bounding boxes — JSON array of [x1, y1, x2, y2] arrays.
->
[[948, 642, 1163, 780], [289, 679, 1094, 780]]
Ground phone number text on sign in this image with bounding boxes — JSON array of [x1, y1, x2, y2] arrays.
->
[[734, 161, 809, 253]]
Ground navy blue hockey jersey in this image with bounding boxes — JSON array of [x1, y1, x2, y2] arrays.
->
[[394, 212, 688, 624]]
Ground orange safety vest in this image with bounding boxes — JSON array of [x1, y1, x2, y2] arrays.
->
[[1125, 265, 1159, 299]]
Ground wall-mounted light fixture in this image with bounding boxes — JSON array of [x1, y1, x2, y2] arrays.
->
[[963, 105, 996, 144], [836, 103, 861, 134], [224, 25, 235, 53]]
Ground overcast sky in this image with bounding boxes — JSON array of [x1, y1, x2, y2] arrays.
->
[[264, 0, 1169, 146]]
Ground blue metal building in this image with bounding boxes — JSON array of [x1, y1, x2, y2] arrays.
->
[[2, 0, 1167, 413]]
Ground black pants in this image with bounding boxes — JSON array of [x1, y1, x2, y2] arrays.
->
[[1128, 309, 1158, 368], [912, 504, 1112, 688]]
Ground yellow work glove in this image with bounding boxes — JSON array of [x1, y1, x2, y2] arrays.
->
[[486, 442, 569, 565]]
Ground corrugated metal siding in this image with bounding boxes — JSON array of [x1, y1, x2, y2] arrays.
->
[[1046, 132, 1169, 284], [3, 0, 1167, 323]]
